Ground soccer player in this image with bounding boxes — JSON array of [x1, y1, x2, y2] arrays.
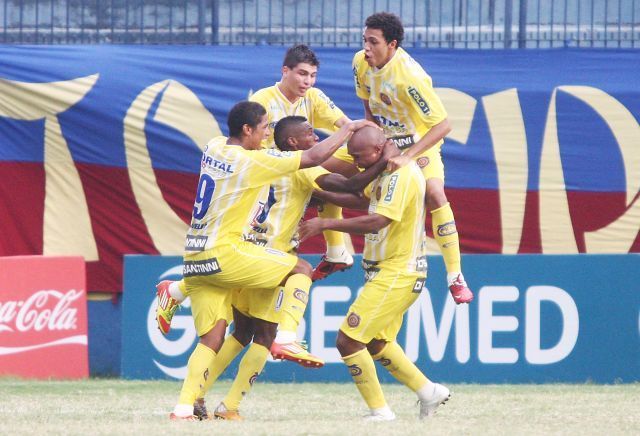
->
[[352, 12, 474, 304], [249, 44, 359, 283], [299, 126, 450, 420], [157, 101, 374, 420]]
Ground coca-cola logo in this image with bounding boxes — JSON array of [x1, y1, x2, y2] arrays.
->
[[0, 289, 83, 333]]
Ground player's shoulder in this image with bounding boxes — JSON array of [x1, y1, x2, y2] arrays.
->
[[250, 85, 277, 102], [353, 49, 367, 64], [395, 48, 429, 77]]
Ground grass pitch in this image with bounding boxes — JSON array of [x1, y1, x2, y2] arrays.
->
[[0, 379, 638, 435]]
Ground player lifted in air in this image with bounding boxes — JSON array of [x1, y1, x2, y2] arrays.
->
[[352, 12, 474, 304], [157, 101, 375, 420], [299, 126, 450, 421]]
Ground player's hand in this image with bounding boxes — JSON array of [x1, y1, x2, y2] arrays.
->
[[386, 154, 412, 172], [381, 139, 401, 161], [346, 119, 379, 132], [298, 217, 325, 242]]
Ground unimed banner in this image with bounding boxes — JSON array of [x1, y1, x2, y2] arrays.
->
[[0, 256, 88, 379], [1, 47, 638, 293], [121, 254, 640, 383]]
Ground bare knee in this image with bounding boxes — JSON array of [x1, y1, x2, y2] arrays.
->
[[199, 320, 228, 353], [425, 178, 447, 210], [231, 308, 254, 346], [289, 258, 313, 278], [336, 330, 365, 357], [366, 339, 388, 356]]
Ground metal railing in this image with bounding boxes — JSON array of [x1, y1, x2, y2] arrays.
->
[[1, 0, 638, 47]]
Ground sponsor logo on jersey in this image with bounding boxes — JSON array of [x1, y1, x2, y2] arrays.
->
[[191, 222, 207, 230], [384, 174, 399, 202], [265, 248, 286, 256], [183, 258, 221, 277], [266, 148, 293, 158], [437, 221, 457, 237], [348, 364, 362, 376], [317, 90, 336, 109], [274, 288, 284, 311], [413, 277, 426, 293], [347, 312, 361, 328], [380, 92, 392, 105], [185, 235, 208, 251], [416, 156, 430, 168], [293, 289, 308, 304], [416, 255, 428, 272], [379, 358, 392, 367], [353, 66, 361, 90], [408, 86, 431, 114], [392, 135, 415, 150], [362, 259, 380, 282], [201, 155, 234, 173]]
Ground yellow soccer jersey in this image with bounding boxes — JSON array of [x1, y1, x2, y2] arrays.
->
[[250, 84, 345, 148], [352, 48, 447, 153], [245, 166, 329, 252], [363, 163, 428, 274], [185, 136, 302, 253]]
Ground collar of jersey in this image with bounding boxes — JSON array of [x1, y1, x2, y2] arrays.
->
[[274, 82, 303, 107], [371, 47, 403, 75]]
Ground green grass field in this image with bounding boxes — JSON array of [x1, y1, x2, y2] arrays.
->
[[1, 379, 638, 435]]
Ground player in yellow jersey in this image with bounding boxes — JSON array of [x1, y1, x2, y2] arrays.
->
[[352, 12, 474, 305], [299, 126, 450, 421], [249, 44, 362, 282], [158, 101, 375, 420]]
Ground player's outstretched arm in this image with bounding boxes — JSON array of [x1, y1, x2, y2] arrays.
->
[[299, 119, 377, 169], [312, 190, 370, 210], [299, 214, 391, 241], [387, 118, 451, 172]]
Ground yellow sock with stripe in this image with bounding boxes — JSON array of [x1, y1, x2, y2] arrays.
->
[[342, 348, 387, 410], [222, 343, 269, 411], [278, 274, 312, 334], [371, 341, 429, 392], [431, 202, 462, 274], [197, 335, 245, 399], [177, 343, 216, 407], [318, 202, 345, 254]]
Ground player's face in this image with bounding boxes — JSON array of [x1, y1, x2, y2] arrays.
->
[[349, 145, 382, 169], [282, 63, 318, 98], [246, 114, 270, 149], [293, 122, 319, 150], [363, 27, 397, 68]]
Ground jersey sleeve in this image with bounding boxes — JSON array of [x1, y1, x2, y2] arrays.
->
[[295, 166, 330, 190], [352, 51, 370, 100], [247, 149, 303, 186], [309, 88, 345, 131], [401, 73, 448, 129], [371, 170, 411, 222]]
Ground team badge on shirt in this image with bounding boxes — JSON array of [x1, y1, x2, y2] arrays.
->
[[417, 156, 430, 168], [380, 92, 392, 105]]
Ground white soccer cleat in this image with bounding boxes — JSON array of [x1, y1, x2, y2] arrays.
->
[[418, 383, 451, 419], [363, 408, 396, 421]]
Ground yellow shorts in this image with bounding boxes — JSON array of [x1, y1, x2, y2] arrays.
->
[[232, 286, 283, 324], [331, 144, 354, 164], [340, 269, 425, 344], [183, 241, 297, 290], [415, 145, 444, 182], [180, 282, 232, 337]]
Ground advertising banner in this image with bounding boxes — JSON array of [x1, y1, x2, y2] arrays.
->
[[0, 256, 88, 379], [121, 254, 640, 383]]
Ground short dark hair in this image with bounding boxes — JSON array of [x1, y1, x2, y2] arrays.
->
[[365, 12, 404, 47], [274, 116, 308, 150], [227, 101, 266, 138], [282, 44, 320, 69]]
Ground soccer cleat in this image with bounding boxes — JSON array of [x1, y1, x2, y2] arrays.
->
[[193, 399, 211, 420], [418, 383, 451, 419], [169, 412, 198, 421], [270, 341, 325, 368], [312, 254, 354, 282], [363, 409, 396, 421], [213, 402, 243, 421], [448, 273, 474, 304], [156, 280, 181, 335]]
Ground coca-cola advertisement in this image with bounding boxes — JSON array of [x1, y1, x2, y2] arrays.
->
[[0, 256, 88, 379]]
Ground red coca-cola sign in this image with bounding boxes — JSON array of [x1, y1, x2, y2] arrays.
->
[[0, 256, 88, 379]]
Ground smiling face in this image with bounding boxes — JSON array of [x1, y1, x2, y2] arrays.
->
[[280, 62, 318, 100], [362, 27, 397, 69]]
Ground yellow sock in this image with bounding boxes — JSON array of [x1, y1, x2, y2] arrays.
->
[[342, 348, 386, 410], [372, 341, 429, 392], [222, 343, 269, 411], [318, 202, 345, 250], [431, 202, 462, 274], [177, 343, 216, 406], [197, 335, 245, 398], [279, 274, 312, 333]]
